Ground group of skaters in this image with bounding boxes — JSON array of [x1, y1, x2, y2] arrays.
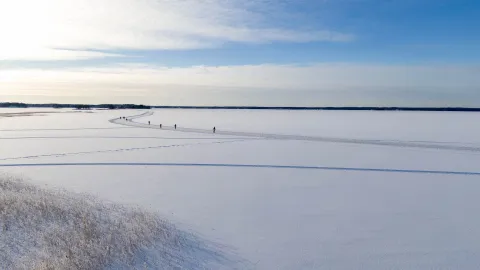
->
[[148, 121, 216, 133], [120, 116, 216, 133]]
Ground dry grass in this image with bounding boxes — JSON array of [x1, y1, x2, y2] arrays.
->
[[0, 174, 191, 269]]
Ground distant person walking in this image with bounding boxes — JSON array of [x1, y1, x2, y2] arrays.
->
[[148, 121, 150, 125], [160, 124, 162, 128], [174, 124, 177, 129], [213, 127, 216, 133]]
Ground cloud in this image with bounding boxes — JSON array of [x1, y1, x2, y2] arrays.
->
[[0, 0, 352, 61], [1, 63, 479, 106]]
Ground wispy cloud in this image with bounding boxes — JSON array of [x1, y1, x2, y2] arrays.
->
[[0, 0, 353, 61]]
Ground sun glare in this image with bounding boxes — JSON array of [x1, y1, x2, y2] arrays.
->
[[0, 0, 79, 60]]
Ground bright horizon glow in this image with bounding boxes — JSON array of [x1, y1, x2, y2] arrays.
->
[[2, 64, 479, 107]]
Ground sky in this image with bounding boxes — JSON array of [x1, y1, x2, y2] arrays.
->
[[0, 0, 479, 106]]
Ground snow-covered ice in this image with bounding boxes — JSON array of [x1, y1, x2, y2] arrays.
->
[[1, 108, 480, 269]]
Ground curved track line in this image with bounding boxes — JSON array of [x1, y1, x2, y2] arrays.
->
[[0, 127, 133, 132], [0, 162, 479, 176], [111, 111, 480, 153], [0, 139, 247, 161], [0, 136, 253, 140]]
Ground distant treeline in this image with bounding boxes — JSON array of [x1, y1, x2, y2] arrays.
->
[[1, 102, 480, 112], [0, 103, 151, 110], [151, 106, 480, 112]]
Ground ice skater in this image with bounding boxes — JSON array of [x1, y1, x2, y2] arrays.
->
[[160, 124, 162, 128], [174, 124, 177, 129], [213, 127, 216, 133]]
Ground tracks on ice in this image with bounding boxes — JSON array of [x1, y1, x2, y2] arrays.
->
[[0, 127, 132, 132], [111, 111, 480, 153], [0, 136, 253, 140], [1, 162, 479, 176], [0, 139, 248, 162]]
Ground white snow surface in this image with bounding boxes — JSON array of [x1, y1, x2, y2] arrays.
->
[[1, 108, 480, 269]]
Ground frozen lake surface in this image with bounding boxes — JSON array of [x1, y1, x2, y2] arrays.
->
[[1, 108, 480, 269]]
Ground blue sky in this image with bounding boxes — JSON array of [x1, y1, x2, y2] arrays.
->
[[128, 0, 480, 66], [0, 0, 479, 106]]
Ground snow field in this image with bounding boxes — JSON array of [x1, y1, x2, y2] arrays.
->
[[2, 108, 480, 269]]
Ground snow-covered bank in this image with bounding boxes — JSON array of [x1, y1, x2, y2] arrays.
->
[[0, 174, 247, 269]]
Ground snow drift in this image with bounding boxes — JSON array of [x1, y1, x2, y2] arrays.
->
[[0, 174, 240, 269]]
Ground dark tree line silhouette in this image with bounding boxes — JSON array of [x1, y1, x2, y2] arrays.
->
[[2, 102, 480, 112], [0, 103, 151, 110]]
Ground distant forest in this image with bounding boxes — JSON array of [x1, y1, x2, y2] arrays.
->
[[1, 102, 480, 112], [0, 102, 151, 110]]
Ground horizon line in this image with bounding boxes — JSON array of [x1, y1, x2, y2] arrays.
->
[[2, 102, 480, 112]]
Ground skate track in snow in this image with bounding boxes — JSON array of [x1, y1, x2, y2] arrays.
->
[[111, 111, 480, 153]]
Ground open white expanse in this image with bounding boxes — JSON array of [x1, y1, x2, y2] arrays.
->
[[2, 108, 480, 269]]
